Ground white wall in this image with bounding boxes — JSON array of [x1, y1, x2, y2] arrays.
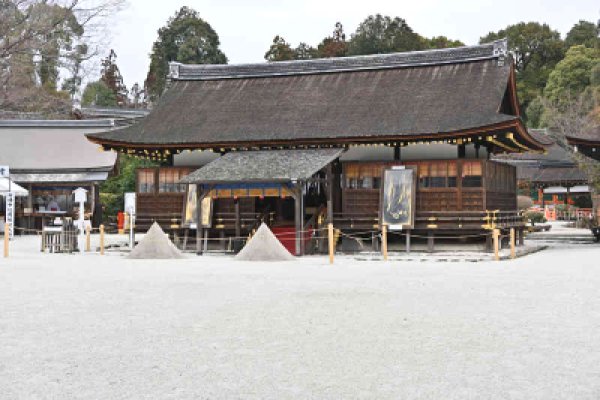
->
[[340, 143, 488, 162], [173, 150, 220, 167]]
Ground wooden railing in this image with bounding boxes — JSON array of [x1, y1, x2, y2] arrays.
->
[[333, 210, 525, 232]]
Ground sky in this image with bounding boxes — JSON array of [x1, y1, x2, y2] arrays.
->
[[106, 0, 600, 88]]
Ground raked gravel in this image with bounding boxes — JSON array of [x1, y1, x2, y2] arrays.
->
[[1, 236, 599, 399]]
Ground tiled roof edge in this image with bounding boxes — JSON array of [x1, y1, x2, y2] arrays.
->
[[169, 39, 508, 81]]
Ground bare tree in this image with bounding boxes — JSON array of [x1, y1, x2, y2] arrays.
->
[[0, 0, 125, 114]]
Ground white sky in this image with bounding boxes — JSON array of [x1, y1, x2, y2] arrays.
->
[[106, 0, 600, 88]]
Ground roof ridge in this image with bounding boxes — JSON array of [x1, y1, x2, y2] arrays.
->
[[169, 39, 508, 81]]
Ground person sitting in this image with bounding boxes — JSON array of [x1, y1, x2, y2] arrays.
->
[[47, 198, 60, 212]]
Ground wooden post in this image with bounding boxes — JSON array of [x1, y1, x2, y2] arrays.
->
[[85, 225, 91, 252], [3, 222, 9, 258], [493, 229, 500, 261], [328, 223, 334, 264], [326, 164, 334, 224], [294, 184, 304, 256], [381, 224, 388, 261], [518, 228, 524, 246], [405, 229, 411, 254], [234, 197, 241, 244], [427, 231, 434, 253], [99, 224, 105, 255], [510, 228, 516, 259], [197, 184, 204, 255]]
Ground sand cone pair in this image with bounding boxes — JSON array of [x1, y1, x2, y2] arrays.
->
[[236, 223, 295, 261], [128, 222, 184, 259]]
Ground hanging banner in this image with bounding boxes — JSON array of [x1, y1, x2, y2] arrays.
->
[[5, 191, 15, 240], [380, 166, 417, 230]]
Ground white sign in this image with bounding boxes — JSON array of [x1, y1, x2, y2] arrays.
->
[[5, 192, 15, 240], [124, 192, 136, 215], [124, 192, 136, 249], [73, 187, 88, 203], [72, 187, 88, 253], [0, 166, 8, 178]]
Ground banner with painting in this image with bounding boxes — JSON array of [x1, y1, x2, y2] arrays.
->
[[380, 167, 416, 230], [183, 185, 213, 229]]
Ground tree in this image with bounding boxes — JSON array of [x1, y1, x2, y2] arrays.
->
[[480, 22, 565, 113], [100, 155, 158, 221], [0, 0, 124, 114], [129, 82, 145, 108], [347, 14, 425, 56], [81, 80, 117, 107], [145, 6, 227, 101], [543, 91, 600, 220], [425, 36, 464, 49], [100, 49, 128, 105], [544, 45, 600, 105], [317, 22, 348, 58], [565, 20, 600, 49], [294, 43, 318, 60], [264, 35, 295, 61]]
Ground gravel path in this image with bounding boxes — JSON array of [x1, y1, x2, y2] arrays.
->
[[1, 237, 599, 399]]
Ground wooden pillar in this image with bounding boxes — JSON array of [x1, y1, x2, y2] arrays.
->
[[99, 224, 105, 255], [234, 198, 241, 239], [493, 229, 500, 261], [85, 225, 91, 252], [294, 183, 304, 256], [381, 225, 388, 260], [394, 146, 401, 161], [328, 223, 334, 264], [458, 144, 466, 159], [405, 229, 411, 254], [510, 228, 516, 259], [326, 164, 334, 224], [427, 231, 434, 253], [196, 184, 205, 255], [474, 143, 481, 159], [518, 228, 524, 246], [371, 232, 378, 252]]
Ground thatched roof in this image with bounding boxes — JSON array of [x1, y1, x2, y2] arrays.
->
[[87, 40, 543, 152], [181, 148, 343, 184]]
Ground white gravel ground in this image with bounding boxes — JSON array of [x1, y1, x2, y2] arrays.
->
[[1, 235, 599, 399]]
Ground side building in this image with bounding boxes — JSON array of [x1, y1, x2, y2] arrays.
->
[[0, 119, 118, 232], [87, 40, 547, 254]]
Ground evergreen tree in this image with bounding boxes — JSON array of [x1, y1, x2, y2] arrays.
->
[[264, 35, 296, 61], [565, 20, 600, 49], [480, 22, 565, 114], [145, 7, 227, 101], [317, 22, 348, 58], [348, 14, 426, 56], [81, 81, 118, 107]]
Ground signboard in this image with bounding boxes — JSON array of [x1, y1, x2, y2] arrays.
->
[[0, 166, 8, 178], [380, 167, 416, 230], [183, 185, 213, 229], [124, 192, 136, 215], [5, 191, 15, 239]]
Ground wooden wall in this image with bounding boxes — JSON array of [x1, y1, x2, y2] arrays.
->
[[341, 160, 516, 215]]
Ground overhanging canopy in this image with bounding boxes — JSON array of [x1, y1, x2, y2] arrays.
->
[[0, 177, 29, 196], [181, 148, 344, 185], [10, 172, 109, 183], [544, 186, 568, 194]]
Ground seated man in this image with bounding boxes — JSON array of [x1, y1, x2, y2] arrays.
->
[[47, 197, 60, 212]]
